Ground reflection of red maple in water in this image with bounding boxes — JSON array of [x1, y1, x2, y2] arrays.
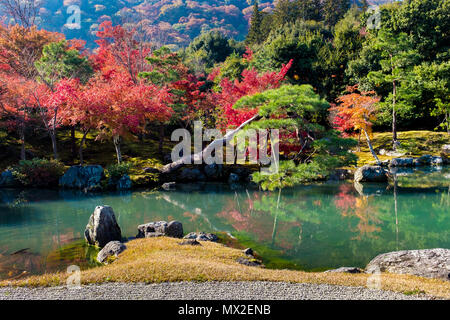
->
[[334, 184, 356, 216], [216, 192, 301, 249], [334, 184, 382, 240]]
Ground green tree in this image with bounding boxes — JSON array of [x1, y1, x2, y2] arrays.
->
[[183, 31, 245, 72], [246, 1, 265, 45], [367, 30, 420, 149], [322, 0, 351, 26], [35, 40, 92, 90], [409, 61, 450, 134], [233, 84, 357, 191]]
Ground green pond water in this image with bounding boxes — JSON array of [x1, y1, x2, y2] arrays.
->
[[0, 167, 448, 280]]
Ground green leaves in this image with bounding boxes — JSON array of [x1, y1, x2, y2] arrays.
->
[[234, 84, 328, 121], [35, 41, 92, 88]]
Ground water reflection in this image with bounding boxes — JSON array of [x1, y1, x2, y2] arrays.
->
[[0, 168, 448, 278]]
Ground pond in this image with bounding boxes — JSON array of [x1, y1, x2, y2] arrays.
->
[[0, 167, 449, 280]]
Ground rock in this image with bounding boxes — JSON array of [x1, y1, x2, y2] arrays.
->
[[389, 158, 414, 167], [354, 165, 389, 183], [136, 220, 183, 239], [183, 232, 218, 242], [97, 241, 126, 263], [0, 170, 20, 188], [60, 165, 104, 190], [84, 206, 122, 248], [366, 248, 450, 281], [243, 248, 254, 256], [163, 153, 173, 164], [324, 267, 363, 274], [144, 167, 161, 174], [167, 221, 184, 238], [328, 169, 353, 181], [236, 257, 263, 267], [441, 145, 450, 163], [378, 149, 386, 156], [116, 174, 132, 190], [161, 182, 176, 191], [385, 150, 406, 157], [431, 156, 443, 165], [228, 173, 240, 184], [414, 155, 443, 166], [179, 239, 201, 246], [179, 168, 206, 182], [203, 163, 223, 179]]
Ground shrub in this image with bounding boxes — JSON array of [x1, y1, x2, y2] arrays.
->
[[106, 162, 133, 180], [9, 158, 65, 187]]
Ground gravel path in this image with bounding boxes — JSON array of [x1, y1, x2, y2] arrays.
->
[[0, 282, 434, 300]]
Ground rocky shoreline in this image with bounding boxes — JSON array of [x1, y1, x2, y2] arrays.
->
[[86, 205, 450, 282]]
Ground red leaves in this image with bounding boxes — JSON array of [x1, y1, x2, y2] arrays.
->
[[214, 59, 293, 130], [329, 84, 380, 137]]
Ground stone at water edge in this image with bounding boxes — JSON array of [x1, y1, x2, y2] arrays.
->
[[60, 165, 104, 190], [136, 220, 184, 239], [204, 163, 223, 179], [389, 158, 414, 167], [183, 232, 218, 242], [97, 241, 126, 263], [228, 173, 240, 184], [442, 145, 450, 164], [84, 206, 122, 248], [162, 182, 176, 191], [366, 248, 450, 281], [354, 165, 389, 183], [324, 267, 363, 274], [0, 170, 20, 188]]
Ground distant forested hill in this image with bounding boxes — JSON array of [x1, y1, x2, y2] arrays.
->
[[1, 0, 395, 48]]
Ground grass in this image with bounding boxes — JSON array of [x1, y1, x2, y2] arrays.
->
[[355, 131, 449, 166], [1, 237, 449, 299]]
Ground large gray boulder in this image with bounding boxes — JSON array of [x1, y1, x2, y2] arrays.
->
[[204, 163, 223, 179], [366, 249, 450, 281], [179, 168, 206, 182], [441, 145, 450, 164], [414, 155, 443, 166], [108, 174, 132, 191], [97, 241, 126, 263], [354, 165, 389, 183], [85, 206, 122, 248], [183, 232, 218, 242], [136, 220, 183, 238], [389, 158, 414, 167], [0, 170, 20, 188], [60, 165, 104, 190]]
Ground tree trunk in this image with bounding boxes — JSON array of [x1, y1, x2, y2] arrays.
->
[[71, 127, 76, 163], [158, 124, 164, 156], [79, 129, 89, 166], [271, 188, 282, 246], [19, 120, 26, 161], [161, 114, 262, 174], [392, 80, 398, 150], [113, 135, 122, 164], [362, 128, 381, 165], [358, 130, 362, 152], [50, 132, 58, 160]]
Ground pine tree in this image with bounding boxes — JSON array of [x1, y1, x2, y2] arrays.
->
[[246, 1, 264, 45], [322, 0, 351, 26]]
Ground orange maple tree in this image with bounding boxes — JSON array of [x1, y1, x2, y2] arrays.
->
[[329, 84, 381, 164]]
